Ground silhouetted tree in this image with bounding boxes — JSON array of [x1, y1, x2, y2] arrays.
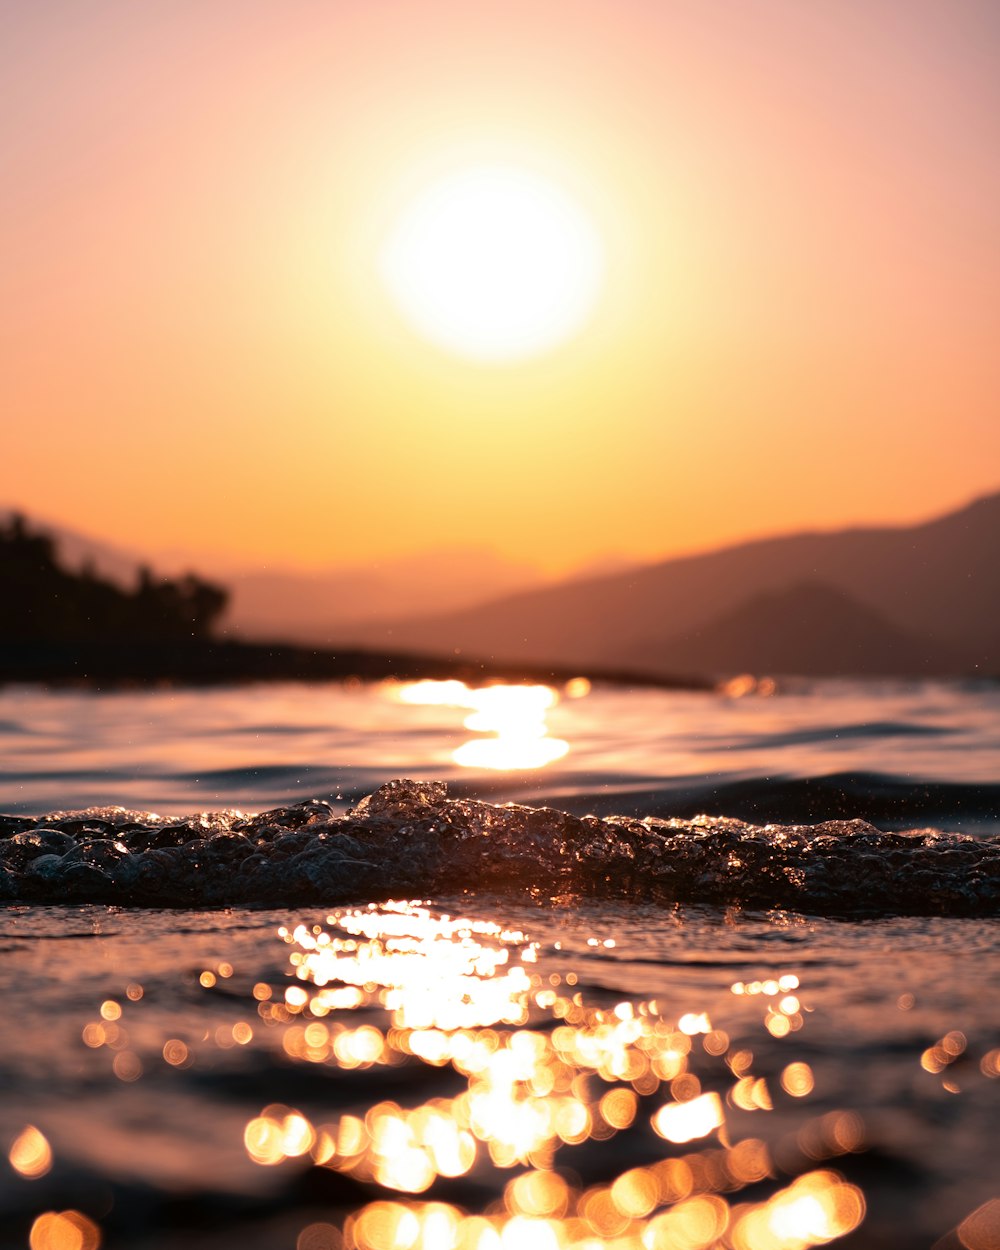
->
[[0, 516, 229, 643]]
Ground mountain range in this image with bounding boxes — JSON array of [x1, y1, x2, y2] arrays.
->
[[5, 491, 997, 678], [334, 491, 1000, 678]]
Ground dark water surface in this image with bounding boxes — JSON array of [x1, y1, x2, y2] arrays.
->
[[1, 678, 998, 1249]]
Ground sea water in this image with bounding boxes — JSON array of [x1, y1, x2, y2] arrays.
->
[[1, 678, 998, 1250]]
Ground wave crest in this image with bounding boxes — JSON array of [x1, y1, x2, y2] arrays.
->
[[2, 779, 997, 917]]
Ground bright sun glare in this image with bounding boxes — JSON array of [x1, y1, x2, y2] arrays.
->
[[379, 165, 605, 363]]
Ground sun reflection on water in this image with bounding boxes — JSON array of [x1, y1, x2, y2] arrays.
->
[[29, 1210, 101, 1250], [235, 901, 867, 1250], [9, 1125, 53, 1180], [391, 680, 571, 770]]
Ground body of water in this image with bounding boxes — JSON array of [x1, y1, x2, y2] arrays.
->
[[1, 677, 998, 1250]]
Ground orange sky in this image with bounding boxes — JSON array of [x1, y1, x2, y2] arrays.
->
[[3, 0, 999, 576]]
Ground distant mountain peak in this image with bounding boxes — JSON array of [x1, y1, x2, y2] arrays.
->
[[636, 579, 960, 678], [340, 489, 1000, 678]]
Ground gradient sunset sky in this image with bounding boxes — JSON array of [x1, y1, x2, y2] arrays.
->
[[3, 1, 998, 576]]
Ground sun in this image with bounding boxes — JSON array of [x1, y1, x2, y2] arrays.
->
[[379, 164, 605, 363]]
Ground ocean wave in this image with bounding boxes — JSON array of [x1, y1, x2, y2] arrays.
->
[[2, 780, 998, 917], [511, 772, 1000, 831]]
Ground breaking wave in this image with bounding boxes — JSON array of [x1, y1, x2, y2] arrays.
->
[[2, 780, 998, 917]]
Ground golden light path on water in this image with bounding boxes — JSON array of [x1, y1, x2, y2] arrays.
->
[[391, 680, 575, 771], [235, 901, 867, 1250], [23, 897, 1000, 1248]]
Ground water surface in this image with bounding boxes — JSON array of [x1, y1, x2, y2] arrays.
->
[[2, 678, 998, 1250]]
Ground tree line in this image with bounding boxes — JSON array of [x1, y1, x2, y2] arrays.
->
[[1, 514, 228, 643]]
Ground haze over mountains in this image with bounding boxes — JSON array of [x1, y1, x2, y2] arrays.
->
[[0, 508, 556, 640], [6, 492, 997, 678], [336, 491, 1000, 678], [222, 549, 551, 640]]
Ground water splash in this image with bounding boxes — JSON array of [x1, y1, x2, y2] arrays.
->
[[1, 780, 998, 916]]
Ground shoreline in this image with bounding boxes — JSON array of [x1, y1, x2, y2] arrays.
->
[[0, 638, 710, 692]]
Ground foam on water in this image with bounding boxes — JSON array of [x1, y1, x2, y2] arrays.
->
[[3, 780, 998, 916]]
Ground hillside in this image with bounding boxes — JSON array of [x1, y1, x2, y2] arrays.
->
[[337, 491, 1000, 677], [640, 581, 963, 678], [0, 513, 696, 689]]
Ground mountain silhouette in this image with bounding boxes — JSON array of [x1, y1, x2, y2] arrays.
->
[[340, 491, 1000, 678], [638, 581, 963, 677]]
